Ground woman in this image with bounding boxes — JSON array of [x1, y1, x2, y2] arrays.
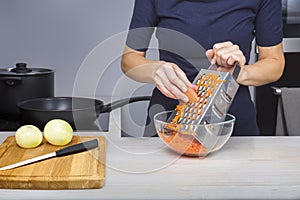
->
[[121, 0, 285, 137]]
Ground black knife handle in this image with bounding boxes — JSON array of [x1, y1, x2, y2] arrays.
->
[[56, 139, 99, 157]]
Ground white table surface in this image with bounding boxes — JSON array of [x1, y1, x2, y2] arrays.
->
[[0, 109, 300, 200]]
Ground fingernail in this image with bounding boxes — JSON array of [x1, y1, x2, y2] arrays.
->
[[181, 86, 187, 92], [183, 97, 188, 102]]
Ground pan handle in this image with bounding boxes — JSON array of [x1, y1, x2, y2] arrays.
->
[[100, 96, 151, 113]]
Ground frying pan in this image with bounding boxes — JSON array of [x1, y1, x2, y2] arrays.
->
[[17, 96, 151, 130]]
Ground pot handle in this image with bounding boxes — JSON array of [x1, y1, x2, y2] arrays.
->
[[100, 96, 152, 113], [0, 77, 22, 86]]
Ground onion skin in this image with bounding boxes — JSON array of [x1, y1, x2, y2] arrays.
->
[[43, 119, 73, 146], [15, 125, 43, 148]]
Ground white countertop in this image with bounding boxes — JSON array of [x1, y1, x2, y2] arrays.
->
[[1, 109, 300, 200]]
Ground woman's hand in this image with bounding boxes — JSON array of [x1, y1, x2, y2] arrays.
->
[[153, 61, 197, 102], [205, 41, 285, 86], [206, 41, 246, 73], [121, 46, 197, 102]]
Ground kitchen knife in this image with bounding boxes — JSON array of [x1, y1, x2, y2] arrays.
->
[[0, 139, 99, 171]]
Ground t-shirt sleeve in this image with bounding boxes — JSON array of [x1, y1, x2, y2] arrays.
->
[[255, 0, 283, 47], [126, 0, 158, 52]]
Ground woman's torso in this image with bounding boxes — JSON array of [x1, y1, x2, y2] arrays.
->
[[144, 0, 261, 136]]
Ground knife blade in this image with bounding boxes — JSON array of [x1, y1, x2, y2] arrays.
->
[[0, 139, 99, 171]]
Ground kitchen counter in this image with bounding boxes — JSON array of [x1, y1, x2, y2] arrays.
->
[[0, 109, 300, 200]]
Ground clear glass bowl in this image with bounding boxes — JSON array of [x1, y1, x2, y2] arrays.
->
[[154, 111, 236, 157]]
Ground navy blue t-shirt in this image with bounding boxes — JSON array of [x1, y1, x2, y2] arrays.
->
[[126, 0, 283, 136]]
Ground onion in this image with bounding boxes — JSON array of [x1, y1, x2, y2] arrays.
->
[[44, 119, 73, 146], [15, 125, 43, 148]]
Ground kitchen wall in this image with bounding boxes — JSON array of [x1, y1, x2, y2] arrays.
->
[[0, 0, 142, 96], [0, 0, 157, 136]]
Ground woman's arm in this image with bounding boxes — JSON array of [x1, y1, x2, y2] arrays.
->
[[206, 42, 285, 86], [121, 45, 197, 102], [238, 43, 285, 86], [121, 45, 160, 83]]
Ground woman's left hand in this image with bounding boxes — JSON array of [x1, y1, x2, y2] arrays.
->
[[206, 41, 246, 72]]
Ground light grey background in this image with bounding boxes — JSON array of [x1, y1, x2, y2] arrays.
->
[[0, 0, 156, 136], [0, 0, 137, 96]]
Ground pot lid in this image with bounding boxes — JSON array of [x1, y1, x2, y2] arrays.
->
[[0, 63, 54, 76]]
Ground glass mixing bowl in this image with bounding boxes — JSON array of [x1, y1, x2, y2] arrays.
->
[[154, 111, 236, 157]]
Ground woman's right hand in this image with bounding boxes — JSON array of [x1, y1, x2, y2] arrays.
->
[[152, 61, 197, 102]]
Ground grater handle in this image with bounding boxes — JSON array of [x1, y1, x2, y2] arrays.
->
[[208, 64, 218, 70], [232, 63, 241, 81], [208, 63, 240, 81]]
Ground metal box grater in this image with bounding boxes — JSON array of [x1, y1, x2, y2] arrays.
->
[[167, 64, 240, 150]]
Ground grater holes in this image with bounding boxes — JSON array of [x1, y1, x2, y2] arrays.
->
[[221, 89, 232, 103], [212, 104, 224, 119], [204, 120, 210, 124], [169, 72, 226, 134]]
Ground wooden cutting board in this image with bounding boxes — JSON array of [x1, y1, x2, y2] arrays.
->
[[0, 135, 105, 189]]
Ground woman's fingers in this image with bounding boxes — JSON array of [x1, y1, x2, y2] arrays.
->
[[172, 64, 196, 89], [227, 54, 243, 66], [207, 41, 246, 68], [154, 62, 199, 103], [163, 63, 187, 92], [154, 76, 177, 99], [153, 62, 196, 102], [205, 49, 215, 64], [158, 70, 189, 102]]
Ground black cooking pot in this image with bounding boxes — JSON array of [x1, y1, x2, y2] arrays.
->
[[17, 96, 151, 130], [0, 63, 54, 121]]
